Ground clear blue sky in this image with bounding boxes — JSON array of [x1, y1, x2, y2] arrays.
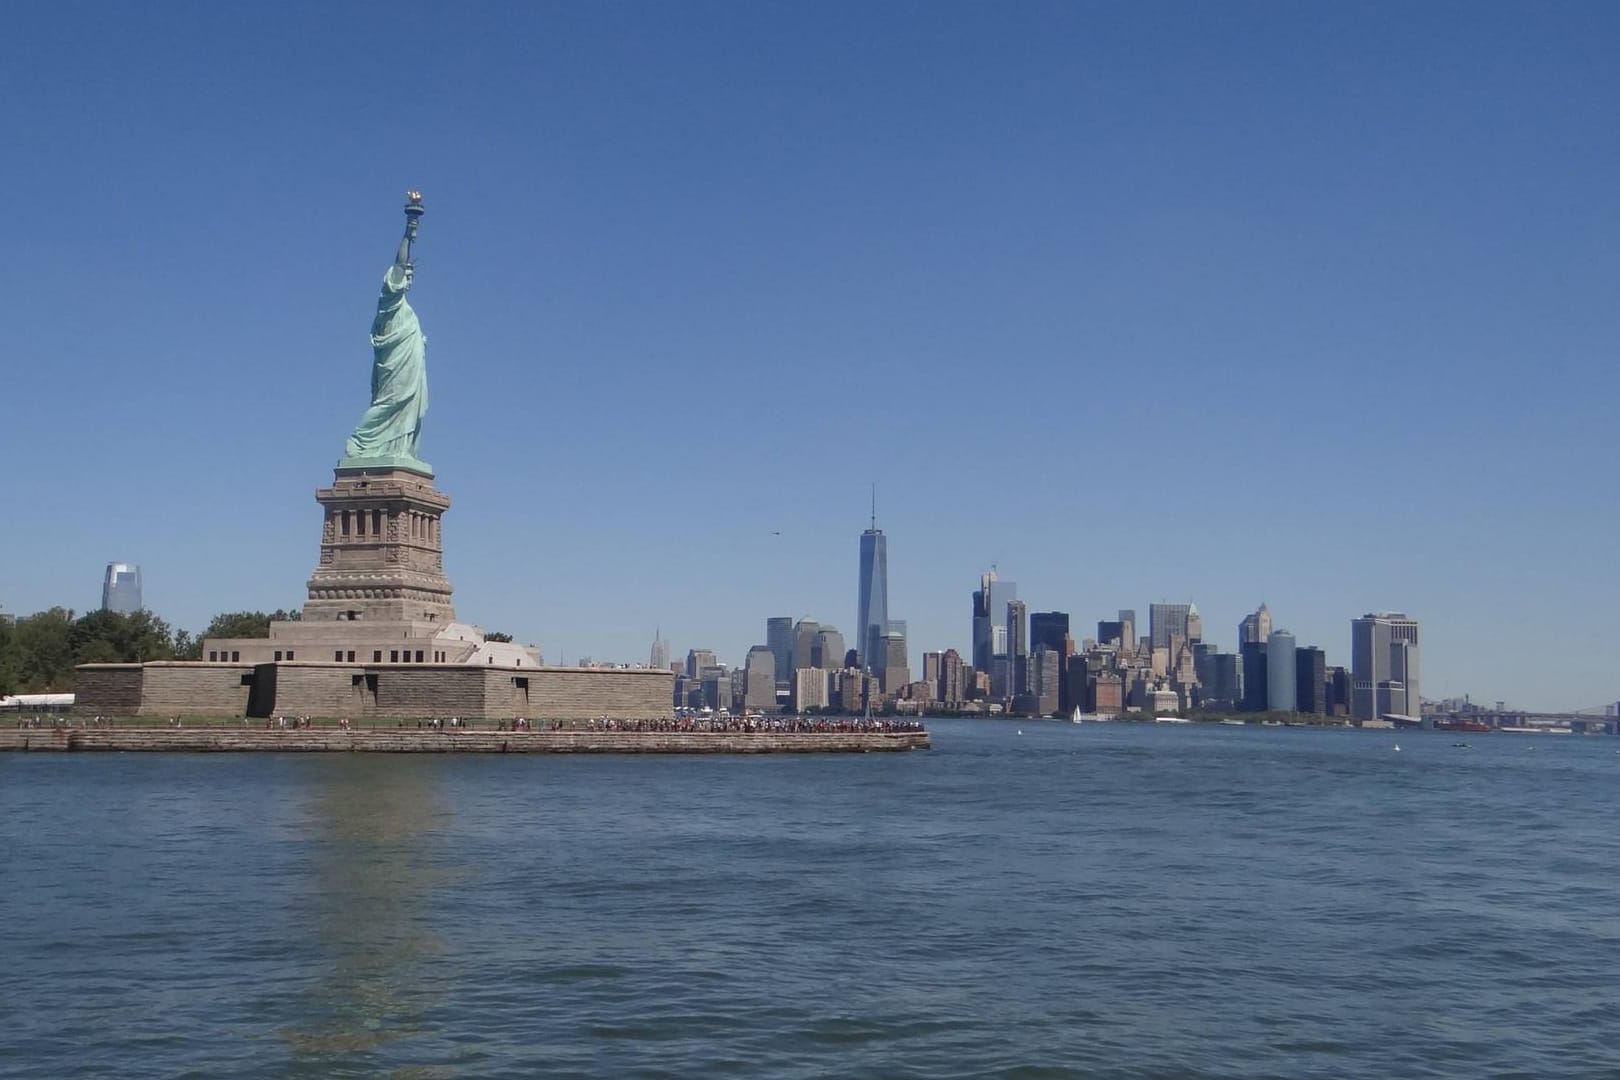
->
[[3, 2, 1616, 710]]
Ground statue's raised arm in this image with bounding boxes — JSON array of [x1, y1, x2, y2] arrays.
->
[[342, 193, 433, 476]]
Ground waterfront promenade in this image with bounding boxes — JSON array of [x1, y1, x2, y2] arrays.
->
[[0, 719, 930, 754]]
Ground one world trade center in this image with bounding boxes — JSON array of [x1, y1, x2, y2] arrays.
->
[[857, 502, 888, 679]]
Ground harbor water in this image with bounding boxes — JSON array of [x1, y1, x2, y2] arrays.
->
[[2, 720, 1617, 1078]]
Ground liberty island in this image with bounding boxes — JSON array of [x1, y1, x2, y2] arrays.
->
[[56, 194, 927, 752]]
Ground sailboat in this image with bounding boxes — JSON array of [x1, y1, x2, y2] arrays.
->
[[1071, 707, 1083, 724]]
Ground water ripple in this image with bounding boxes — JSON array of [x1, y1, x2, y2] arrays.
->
[[4, 723, 1620, 1078]]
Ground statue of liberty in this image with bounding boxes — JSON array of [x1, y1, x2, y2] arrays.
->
[[343, 192, 431, 474]]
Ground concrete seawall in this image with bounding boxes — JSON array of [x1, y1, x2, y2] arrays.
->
[[0, 729, 930, 754]]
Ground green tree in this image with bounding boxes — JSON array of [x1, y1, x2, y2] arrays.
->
[[172, 628, 201, 660], [2, 607, 192, 693], [13, 608, 76, 691], [0, 618, 21, 696], [484, 631, 513, 643], [199, 609, 299, 640], [69, 609, 175, 664], [76, 639, 122, 664], [203, 611, 269, 638], [120, 609, 176, 661]]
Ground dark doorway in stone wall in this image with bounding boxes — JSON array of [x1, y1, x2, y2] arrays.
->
[[246, 665, 276, 718], [352, 672, 379, 712]]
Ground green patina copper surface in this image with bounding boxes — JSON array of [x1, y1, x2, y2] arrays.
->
[[342, 264, 430, 473], [336, 453, 434, 476], [342, 197, 431, 475]]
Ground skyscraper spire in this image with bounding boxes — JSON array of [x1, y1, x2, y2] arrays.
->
[[857, 497, 888, 677]]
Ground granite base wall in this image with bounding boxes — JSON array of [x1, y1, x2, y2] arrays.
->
[[512, 667, 671, 720], [76, 663, 256, 717], [263, 664, 360, 718], [74, 661, 672, 721], [140, 664, 256, 715], [74, 665, 145, 714], [375, 666, 491, 718]]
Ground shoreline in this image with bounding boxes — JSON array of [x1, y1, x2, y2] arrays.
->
[[0, 727, 930, 755]]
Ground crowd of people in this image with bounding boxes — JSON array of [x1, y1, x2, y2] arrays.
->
[[12, 714, 187, 729], [12, 713, 925, 734], [12, 715, 72, 729], [579, 715, 925, 734], [13, 715, 141, 729], [269, 715, 924, 734], [268, 715, 315, 729]]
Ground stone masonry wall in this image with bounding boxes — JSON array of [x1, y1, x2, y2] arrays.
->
[[75, 665, 145, 713], [516, 667, 671, 720], [268, 664, 365, 718], [134, 663, 256, 716], [336, 665, 672, 720], [74, 661, 675, 721], [374, 666, 489, 718]]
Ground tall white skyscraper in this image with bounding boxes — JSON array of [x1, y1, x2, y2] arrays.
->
[[649, 627, 670, 671]]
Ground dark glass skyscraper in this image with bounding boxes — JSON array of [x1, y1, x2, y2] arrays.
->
[[1295, 646, 1327, 716], [1240, 640, 1268, 712], [1006, 599, 1028, 697], [857, 509, 888, 676], [972, 572, 995, 672], [766, 616, 794, 685], [1030, 612, 1069, 655]]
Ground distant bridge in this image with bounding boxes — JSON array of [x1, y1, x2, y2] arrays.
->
[[1429, 705, 1616, 734]]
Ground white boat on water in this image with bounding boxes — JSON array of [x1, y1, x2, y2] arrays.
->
[[1072, 709, 1118, 723]]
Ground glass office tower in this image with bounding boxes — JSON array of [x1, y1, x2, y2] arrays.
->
[[101, 563, 142, 614], [857, 520, 888, 676]]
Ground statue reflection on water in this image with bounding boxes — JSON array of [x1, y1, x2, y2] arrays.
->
[[274, 755, 471, 1070]]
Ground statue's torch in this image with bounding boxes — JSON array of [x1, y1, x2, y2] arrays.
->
[[399, 190, 425, 269]]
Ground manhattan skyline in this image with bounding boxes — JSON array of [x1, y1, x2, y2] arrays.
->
[[2, 4, 1617, 710]]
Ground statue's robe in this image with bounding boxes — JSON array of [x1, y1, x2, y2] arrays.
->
[[345, 265, 428, 463]]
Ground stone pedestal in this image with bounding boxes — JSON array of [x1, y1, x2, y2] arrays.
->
[[303, 466, 457, 624]]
